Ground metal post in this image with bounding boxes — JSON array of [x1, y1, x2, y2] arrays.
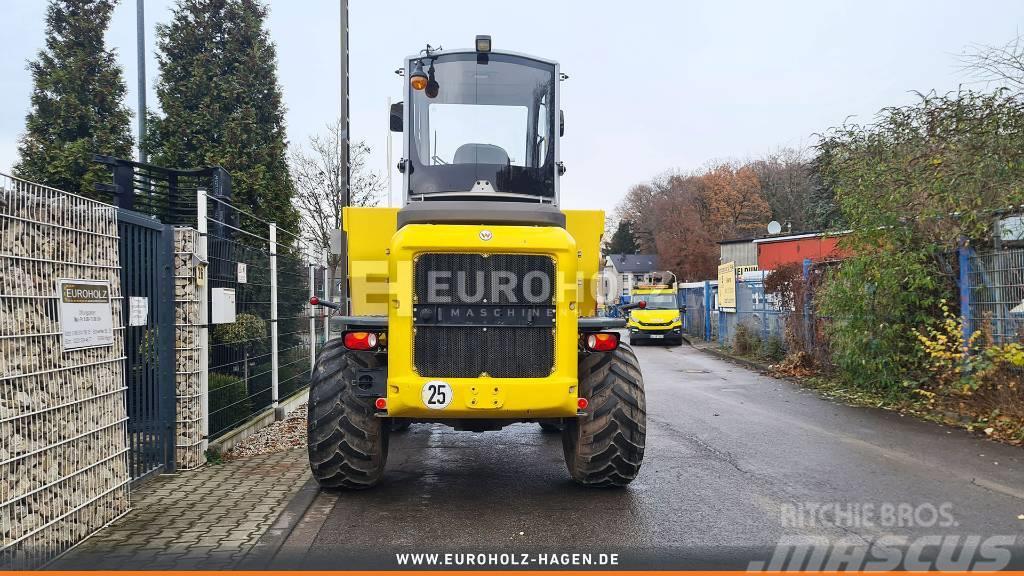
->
[[703, 281, 711, 341], [958, 243, 972, 347], [322, 264, 330, 343], [337, 0, 350, 314], [802, 258, 812, 350], [386, 97, 393, 208], [136, 0, 147, 163], [718, 301, 725, 345], [113, 162, 136, 210], [158, 223, 177, 472], [270, 223, 280, 419], [196, 189, 209, 455], [761, 270, 768, 344], [309, 263, 316, 374]]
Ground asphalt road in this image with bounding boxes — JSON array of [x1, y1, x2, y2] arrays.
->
[[269, 343, 1024, 570]]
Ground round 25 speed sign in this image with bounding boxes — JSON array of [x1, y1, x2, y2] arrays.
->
[[422, 380, 453, 409]]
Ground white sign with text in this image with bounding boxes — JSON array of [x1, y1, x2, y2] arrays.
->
[[128, 296, 149, 327], [58, 279, 114, 350]]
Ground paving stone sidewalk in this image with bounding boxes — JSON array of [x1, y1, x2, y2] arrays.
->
[[55, 448, 309, 570]]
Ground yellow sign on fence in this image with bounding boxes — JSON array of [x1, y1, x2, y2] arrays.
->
[[717, 262, 736, 310]]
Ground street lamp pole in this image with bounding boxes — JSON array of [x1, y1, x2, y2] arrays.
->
[[337, 0, 350, 312]]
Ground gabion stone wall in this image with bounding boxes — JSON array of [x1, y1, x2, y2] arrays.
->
[[0, 176, 130, 568], [174, 228, 203, 469]]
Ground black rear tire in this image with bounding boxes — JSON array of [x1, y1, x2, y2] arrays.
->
[[562, 344, 646, 487], [390, 420, 412, 432], [307, 340, 388, 489]]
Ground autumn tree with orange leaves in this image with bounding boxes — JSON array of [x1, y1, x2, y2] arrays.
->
[[702, 163, 771, 239], [614, 162, 773, 281]]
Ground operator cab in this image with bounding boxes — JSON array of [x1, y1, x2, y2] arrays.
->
[[391, 36, 566, 227]]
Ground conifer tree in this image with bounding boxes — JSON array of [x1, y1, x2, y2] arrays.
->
[[15, 0, 134, 198], [148, 0, 297, 230], [604, 220, 639, 255]]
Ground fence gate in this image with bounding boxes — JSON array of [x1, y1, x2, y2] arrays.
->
[[117, 209, 176, 482]]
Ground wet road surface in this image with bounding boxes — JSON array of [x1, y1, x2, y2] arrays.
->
[[270, 343, 1024, 569]]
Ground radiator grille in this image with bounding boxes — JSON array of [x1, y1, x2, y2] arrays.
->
[[414, 253, 555, 305], [413, 253, 555, 378]]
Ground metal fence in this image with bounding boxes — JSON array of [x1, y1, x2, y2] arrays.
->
[[203, 193, 326, 439], [680, 273, 788, 354], [964, 247, 1024, 345], [679, 282, 712, 341], [0, 173, 130, 568], [116, 210, 176, 482], [93, 154, 231, 226], [94, 155, 330, 444]]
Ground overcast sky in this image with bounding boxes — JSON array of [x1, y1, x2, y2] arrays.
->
[[0, 1, 1020, 213]]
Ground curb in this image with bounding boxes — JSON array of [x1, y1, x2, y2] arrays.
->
[[238, 475, 320, 569]]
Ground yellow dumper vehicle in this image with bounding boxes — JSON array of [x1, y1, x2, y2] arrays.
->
[[626, 285, 684, 346], [308, 37, 646, 489]]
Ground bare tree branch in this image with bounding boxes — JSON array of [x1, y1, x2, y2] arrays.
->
[[957, 33, 1024, 92], [289, 119, 384, 272]]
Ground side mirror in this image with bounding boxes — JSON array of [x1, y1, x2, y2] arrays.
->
[[559, 110, 565, 137], [390, 102, 403, 132]]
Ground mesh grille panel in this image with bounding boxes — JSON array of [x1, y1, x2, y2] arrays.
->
[[413, 253, 556, 378], [414, 326, 554, 378], [415, 253, 555, 305]]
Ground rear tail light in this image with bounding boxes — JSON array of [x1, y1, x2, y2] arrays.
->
[[584, 332, 619, 352], [577, 397, 589, 410], [374, 398, 387, 410], [343, 331, 379, 350]]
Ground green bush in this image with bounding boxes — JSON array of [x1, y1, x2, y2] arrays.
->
[[211, 313, 267, 348], [815, 252, 940, 396], [732, 322, 761, 356], [815, 90, 1024, 397], [209, 371, 252, 434], [761, 335, 786, 362]]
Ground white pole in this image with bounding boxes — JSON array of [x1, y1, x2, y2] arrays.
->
[[321, 251, 329, 340], [270, 222, 280, 419], [196, 189, 209, 456], [309, 263, 316, 374], [387, 97, 393, 208]]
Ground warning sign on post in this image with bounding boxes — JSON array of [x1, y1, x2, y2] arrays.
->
[[58, 279, 115, 350]]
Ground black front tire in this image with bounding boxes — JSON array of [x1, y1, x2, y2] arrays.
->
[[307, 341, 388, 489], [562, 344, 646, 487]]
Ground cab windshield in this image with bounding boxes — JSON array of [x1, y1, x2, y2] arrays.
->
[[408, 52, 556, 199], [633, 294, 678, 310]]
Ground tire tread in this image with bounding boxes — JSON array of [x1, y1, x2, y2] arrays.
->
[[307, 340, 388, 489], [562, 344, 646, 487]]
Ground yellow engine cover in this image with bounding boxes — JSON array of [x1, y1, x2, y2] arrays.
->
[[343, 207, 606, 419]]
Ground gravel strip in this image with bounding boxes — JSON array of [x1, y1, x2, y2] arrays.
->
[[226, 402, 308, 459]]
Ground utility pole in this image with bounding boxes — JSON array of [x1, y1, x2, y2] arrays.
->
[[386, 97, 392, 207], [136, 0, 147, 163], [337, 0, 350, 312]]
